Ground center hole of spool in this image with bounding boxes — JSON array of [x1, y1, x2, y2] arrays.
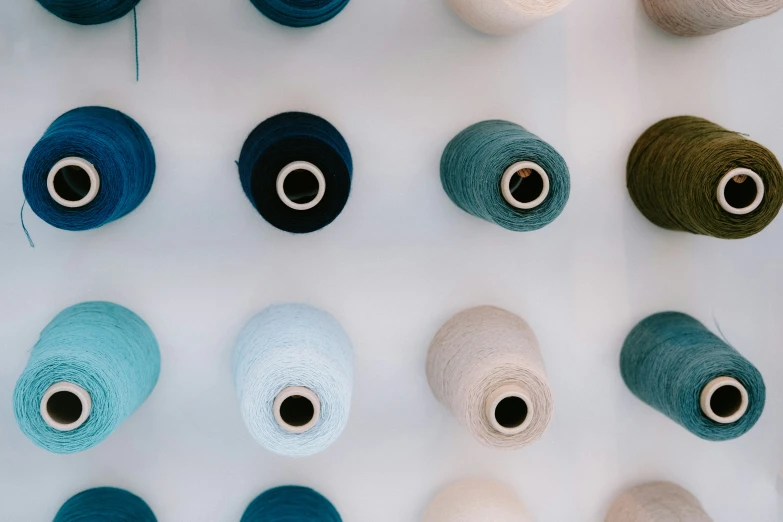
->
[[724, 174, 758, 210], [509, 169, 545, 204], [282, 169, 320, 205], [279, 395, 315, 427], [46, 391, 83, 426], [710, 385, 743, 419], [52, 165, 92, 202], [494, 396, 528, 429]]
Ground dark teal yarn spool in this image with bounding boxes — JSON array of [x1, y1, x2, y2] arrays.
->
[[54, 487, 156, 521], [241, 486, 342, 521], [440, 120, 570, 231], [620, 312, 765, 441], [23, 107, 155, 232], [238, 112, 352, 234], [36, 0, 141, 25], [13, 301, 160, 454], [249, 0, 350, 27]]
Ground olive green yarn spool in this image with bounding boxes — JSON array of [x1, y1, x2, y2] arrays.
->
[[627, 116, 783, 239]]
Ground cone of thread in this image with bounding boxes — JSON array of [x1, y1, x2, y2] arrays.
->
[[54, 487, 157, 521], [422, 479, 530, 522], [641, 0, 783, 35], [606, 482, 712, 522], [240, 486, 342, 521], [627, 116, 783, 239], [447, 0, 573, 34], [620, 311, 764, 441], [426, 305, 553, 449]]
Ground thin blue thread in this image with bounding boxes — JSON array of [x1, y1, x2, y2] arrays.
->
[[20, 200, 34, 248], [133, 7, 139, 82]]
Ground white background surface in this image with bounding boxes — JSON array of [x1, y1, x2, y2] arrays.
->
[[0, 0, 782, 520]]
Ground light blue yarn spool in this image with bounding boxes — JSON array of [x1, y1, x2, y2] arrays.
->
[[13, 301, 160, 454], [441, 120, 570, 231], [233, 303, 354, 457]]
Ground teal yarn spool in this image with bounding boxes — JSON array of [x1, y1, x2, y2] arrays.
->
[[36, 0, 141, 25], [233, 303, 354, 457], [240, 486, 341, 521], [440, 120, 570, 231], [620, 312, 765, 441], [54, 487, 156, 521], [13, 302, 160, 454]]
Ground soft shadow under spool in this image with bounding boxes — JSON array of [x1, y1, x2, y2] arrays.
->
[[274, 386, 321, 433], [40, 382, 92, 431], [447, 0, 573, 34], [605, 481, 713, 522], [422, 479, 530, 522]]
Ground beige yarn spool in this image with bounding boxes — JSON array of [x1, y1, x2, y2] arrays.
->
[[606, 482, 713, 522], [447, 0, 573, 35], [426, 305, 553, 449], [422, 479, 531, 522], [641, 0, 783, 36]]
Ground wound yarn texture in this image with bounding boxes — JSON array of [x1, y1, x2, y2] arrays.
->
[[426, 306, 553, 449], [238, 112, 352, 234], [620, 312, 765, 441], [54, 487, 157, 521], [641, 0, 783, 35], [249, 0, 350, 27], [447, 0, 573, 34], [627, 116, 783, 239], [37, 0, 141, 24], [14, 301, 160, 453], [441, 120, 570, 232], [233, 303, 354, 457], [605, 482, 713, 522], [241, 486, 342, 521], [23, 106, 156, 232], [423, 479, 530, 522]]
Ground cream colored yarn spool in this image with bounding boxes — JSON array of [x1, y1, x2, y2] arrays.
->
[[422, 479, 530, 522], [447, 0, 573, 35], [641, 0, 783, 35], [606, 482, 713, 522], [426, 305, 553, 449]]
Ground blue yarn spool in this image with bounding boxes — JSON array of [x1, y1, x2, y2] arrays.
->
[[248, 0, 350, 27], [238, 112, 352, 234], [37, 0, 141, 25], [620, 311, 765, 441], [240, 486, 341, 521], [233, 303, 354, 457], [13, 301, 160, 454], [54, 487, 156, 521], [23, 106, 155, 232], [441, 120, 570, 231]]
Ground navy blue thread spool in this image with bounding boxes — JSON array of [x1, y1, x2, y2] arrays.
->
[[248, 0, 350, 27], [22, 106, 155, 232], [36, 0, 141, 25], [237, 112, 352, 234]]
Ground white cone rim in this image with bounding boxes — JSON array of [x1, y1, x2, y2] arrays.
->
[[40, 381, 92, 431], [47, 157, 101, 208], [501, 161, 550, 210], [717, 168, 764, 215], [276, 161, 326, 211], [700, 376, 749, 424], [273, 386, 321, 433], [486, 384, 533, 435]]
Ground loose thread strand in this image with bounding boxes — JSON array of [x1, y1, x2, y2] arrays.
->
[[20, 200, 34, 248], [133, 7, 139, 82]]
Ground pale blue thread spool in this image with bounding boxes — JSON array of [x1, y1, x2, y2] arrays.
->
[[13, 302, 160, 454], [233, 303, 354, 457]]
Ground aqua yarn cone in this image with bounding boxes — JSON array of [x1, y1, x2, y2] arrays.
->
[[240, 486, 342, 521], [54, 487, 156, 521]]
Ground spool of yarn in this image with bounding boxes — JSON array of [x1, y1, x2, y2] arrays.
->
[[14, 301, 160, 453], [441, 120, 570, 232], [606, 482, 712, 522], [233, 303, 353, 457], [620, 311, 765, 441], [240, 486, 341, 521], [446, 0, 572, 34], [248, 0, 350, 27], [238, 112, 352, 234], [426, 305, 553, 449], [640, 0, 783, 35], [54, 487, 156, 521], [23, 106, 156, 232], [627, 116, 783, 239], [37, 0, 141, 25], [422, 479, 530, 522]]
